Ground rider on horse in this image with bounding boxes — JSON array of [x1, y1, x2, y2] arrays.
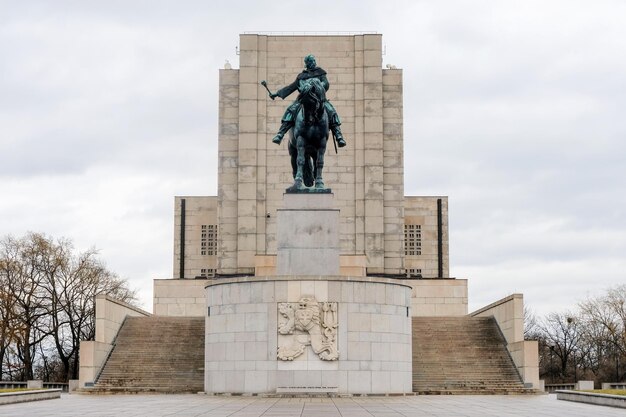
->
[[270, 54, 347, 148]]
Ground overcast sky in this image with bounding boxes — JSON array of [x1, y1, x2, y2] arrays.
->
[[1, 1, 624, 316]]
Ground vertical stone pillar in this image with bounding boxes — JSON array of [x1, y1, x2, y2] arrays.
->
[[217, 65, 240, 274], [362, 34, 385, 273], [353, 36, 366, 257], [255, 36, 268, 256], [382, 69, 405, 274], [237, 34, 260, 273]]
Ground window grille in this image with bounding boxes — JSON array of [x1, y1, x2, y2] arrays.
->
[[404, 224, 421, 256], [200, 268, 215, 278], [201, 225, 217, 256], [405, 268, 422, 278]]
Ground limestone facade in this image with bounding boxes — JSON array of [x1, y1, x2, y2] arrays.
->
[[173, 196, 218, 279], [174, 194, 449, 279], [153, 279, 207, 317], [408, 279, 468, 317], [404, 196, 449, 278]]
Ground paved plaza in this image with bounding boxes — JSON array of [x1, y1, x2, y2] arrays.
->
[[0, 394, 622, 417]]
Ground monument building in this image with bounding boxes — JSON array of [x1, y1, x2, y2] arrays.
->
[[78, 33, 540, 395], [164, 33, 459, 314]]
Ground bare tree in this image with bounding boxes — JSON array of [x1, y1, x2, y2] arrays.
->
[[579, 285, 626, 381], [605, 285, 626, 360], [0, 234, 52, 380], [524, 305, 540, 340], [538, 312, 582, 381], [46, 246, 136, 380], [532, 285, 626, 385], [0, 233, 137, 381], [0, 253, 19, 379]]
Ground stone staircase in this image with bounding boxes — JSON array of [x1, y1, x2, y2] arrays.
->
[[89, 316, 204, 393], [412, 316, 532, 394]]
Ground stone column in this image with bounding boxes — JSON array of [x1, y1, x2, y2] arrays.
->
[[27, 380, 43, 389]]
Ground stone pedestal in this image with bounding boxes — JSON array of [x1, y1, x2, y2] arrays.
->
[[204, 277, 413, 394], [204, 194, 413, 395], [276, 193, 340, 276]]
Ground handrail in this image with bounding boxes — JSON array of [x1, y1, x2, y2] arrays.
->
[[488, 316, 525, 385], [93, 315, 130, 384]]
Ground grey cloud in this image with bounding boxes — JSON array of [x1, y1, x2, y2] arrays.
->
[[2, 1, 625, 313]]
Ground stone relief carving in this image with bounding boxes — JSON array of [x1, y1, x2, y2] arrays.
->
[[277, 296, 338, 361]]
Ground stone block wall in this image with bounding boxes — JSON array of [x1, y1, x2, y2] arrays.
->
[[408, 279, 468, 316], [471, 294, 524, 344], [153, 279, 208, 316], [78, 341, 111, 388], [94, 295, 151, 344], [255, 254, 367, 276]]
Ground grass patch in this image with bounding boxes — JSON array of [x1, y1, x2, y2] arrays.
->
[[0, 388, 39, 393], [581, 389, 626, 396]]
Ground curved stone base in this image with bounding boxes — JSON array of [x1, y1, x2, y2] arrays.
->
[[205, 276, 412, 394]]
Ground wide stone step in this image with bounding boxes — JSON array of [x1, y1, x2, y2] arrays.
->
[[412, 316, 527, 394], [93, 316, 205, 393]]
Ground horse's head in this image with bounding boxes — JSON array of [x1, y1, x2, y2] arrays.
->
[[299, 78, 326, 121]]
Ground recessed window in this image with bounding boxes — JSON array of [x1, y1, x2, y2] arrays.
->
[[405, 268, 422, 278], [200, 268, 215, 278], [404, 224, 421, 256], [201, 225, 217, 256]]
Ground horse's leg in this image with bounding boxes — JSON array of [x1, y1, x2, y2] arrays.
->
[[303, 151, 314, 188], [293, 135, 306, 190], [315, 138, 326, 189], [288, 140, 297, 180], [307, 151, 316, 188]]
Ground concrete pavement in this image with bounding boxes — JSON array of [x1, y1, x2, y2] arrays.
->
[[0, 393, 622, 417]]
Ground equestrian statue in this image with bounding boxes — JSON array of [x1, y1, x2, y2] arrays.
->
[[261, 54, 347, 192]]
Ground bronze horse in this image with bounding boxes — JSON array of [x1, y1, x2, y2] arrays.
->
[[287, 78, 329, 191]]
